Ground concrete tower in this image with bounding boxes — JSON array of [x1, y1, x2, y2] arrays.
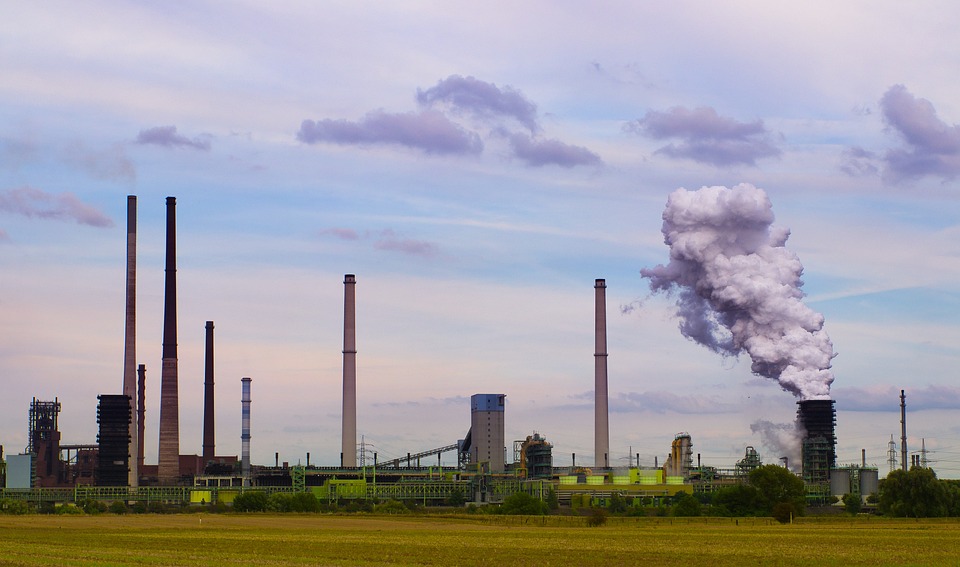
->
[[470, 394, 505, 472], [122, 195, 138, 486], [157, 197, 180, 483], [241, 377, 252, 485], [202, 321, 215, 465], [340, 274, 357, 467], [594, 278, 610, 469], [341, 274, 357, 467]]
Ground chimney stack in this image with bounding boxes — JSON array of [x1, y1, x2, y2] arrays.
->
[[122, 195, 138, 486], [241, 377, 252, 485], [342, 274, 357, 467], [158, 196, 180, 483], [900, 389, 908, 472], [202, 321, 215, 465], [137, 364, 146, 473], [594, 278, 609, 469]]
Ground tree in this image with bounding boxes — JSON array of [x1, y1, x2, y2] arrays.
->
[[232, 491, 269, 512], [710, 484, 761, 516], [499, 492, 547, 515], [878, 467, 948, 517], [749, 464, 806, 517], [842, 493, 861, 515], [671, 493, 702, 517]]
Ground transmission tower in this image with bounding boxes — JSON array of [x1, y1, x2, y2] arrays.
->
[[887, 434, 898, 473]]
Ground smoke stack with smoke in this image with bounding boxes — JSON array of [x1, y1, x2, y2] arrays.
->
[[641, 184, 835, 400]]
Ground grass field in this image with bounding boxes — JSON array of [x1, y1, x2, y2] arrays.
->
[[1, 514, 959, 566]]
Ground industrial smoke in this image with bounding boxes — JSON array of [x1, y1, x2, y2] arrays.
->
[[641, 183, 835, 399]]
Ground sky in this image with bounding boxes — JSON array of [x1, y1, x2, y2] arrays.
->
[[3, 1, 960, 478]]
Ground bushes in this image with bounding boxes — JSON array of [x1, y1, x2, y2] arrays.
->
[[232, 491, 270, 512], [499, 492, 548, 515]]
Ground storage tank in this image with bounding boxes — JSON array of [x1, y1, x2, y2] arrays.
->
[[830, 468, 851, 497], [860, 468, 879, 497]]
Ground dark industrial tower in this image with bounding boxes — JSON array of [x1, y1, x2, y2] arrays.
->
[[797, 399, 836, 485], [158, 196, 180, 483], [122, 195, 138, 486], [594, 278, 609, 469], [202, 321, 215, 465], [96, 394, 131, 486], [342, 274, 357, 468]]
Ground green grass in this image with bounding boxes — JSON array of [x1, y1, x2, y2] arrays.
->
[[0, 514, 958, 566]]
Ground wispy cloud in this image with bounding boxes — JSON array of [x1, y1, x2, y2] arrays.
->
[[562, 390, 740, 415], [506, 132, 602, 168], [64, 142, 136, 182], [135, 125, 212, 150], [319, 227, 439, 258], [834, 384, 960, 411], [0, 228, 9, 242], [839, 146, 880, 177], [417, 74, 540, 134], [625, 106, 781, 166], [0, 187, 113, 227], [297, 110, 483, 155], [879, 84, 960, 183]]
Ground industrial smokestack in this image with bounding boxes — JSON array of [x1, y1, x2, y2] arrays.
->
[[594, 278, 609, 469], [137, 364, 146, 473], [342, 274, 357, 468], [241, 377, 252, 485], [900, 389, 907, 472], [122, 195, 138, 487], [202, 321, 215, 465], [158, 196, 180, 483]]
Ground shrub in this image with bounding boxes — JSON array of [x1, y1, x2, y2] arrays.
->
[[373, 500, 409, 515], [232, 491, 269, 512], [586, 507, 608, 527], [499, 492, 547, 515], [56, 504, 84, 515], [672, 494, 702, 517], [108, 501, 128, 515], [772, 502, 798, 524], [842, 493, 862, 515]]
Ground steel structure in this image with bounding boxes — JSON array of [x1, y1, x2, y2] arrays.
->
[[798, 399, 836, 486]]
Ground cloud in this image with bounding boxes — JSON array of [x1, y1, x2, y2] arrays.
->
[[833, 384, 960, 411], [625, 106, 781, 166], [507, 132, 602, 168], [135, 125, 212, 150], [840, 146, 880, 177], [319, 227, 360, 240], [0, 187, 114, 227], [64, 142, 136, 183], [0, 228, 9, 242], [416, 75, 539, 133], [879, 84, 960, 183], [297, 110, 483, 155], [319, 226, 439, 258], [563, 390, 739, 415], [374, 229, 439, 257]]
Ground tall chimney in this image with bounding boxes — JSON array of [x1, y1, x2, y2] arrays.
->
[[137, 364, 146, 473], [594, 278, 609, 469], [122, 195, 138, 486], [900, 389, 908, 472], [202, 321, 215, 465], [342, 274, 357, 467], [157, 196, 180, 483], [241, 377, 252, 485]]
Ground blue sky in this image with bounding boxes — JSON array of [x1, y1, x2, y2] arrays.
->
[[3, 1, 960, 477]]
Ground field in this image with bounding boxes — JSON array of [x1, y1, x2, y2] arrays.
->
[[1, 514, 959, 566]]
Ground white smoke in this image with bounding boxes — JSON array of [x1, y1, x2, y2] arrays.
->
[[641, 183, 835, 399], [750, 420, 802, 472]]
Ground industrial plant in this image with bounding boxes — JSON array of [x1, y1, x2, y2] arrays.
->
[[0, 196, 892, 509]]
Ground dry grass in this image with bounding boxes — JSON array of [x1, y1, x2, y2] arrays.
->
[[0, 514, 958, 566]]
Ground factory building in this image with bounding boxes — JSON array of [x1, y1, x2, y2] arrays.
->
[[469, 394, 506, 473]]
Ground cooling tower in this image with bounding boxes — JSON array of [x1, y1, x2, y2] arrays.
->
[[202, 321, 215, 465], [157, 197, 180, 483], [797, 399, 836, 484], [241, 377, 252, 485], [341, 274, 357, 468], [594, 278, 609, 469], [122, 195, 138, 486]]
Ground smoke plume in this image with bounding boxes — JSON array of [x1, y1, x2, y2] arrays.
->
[[750, 420, 802, 471], [641, 183, 834, 399]]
